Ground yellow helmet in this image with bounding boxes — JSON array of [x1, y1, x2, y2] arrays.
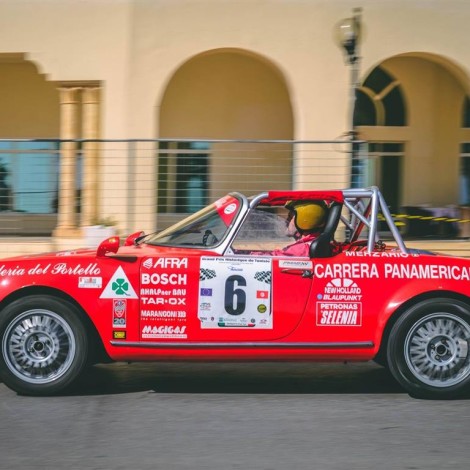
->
[[286, 200, 327, 232]]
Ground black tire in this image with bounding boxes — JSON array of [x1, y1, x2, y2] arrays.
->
[[0, 295, 89, 396], [387, 298, 470, 399]]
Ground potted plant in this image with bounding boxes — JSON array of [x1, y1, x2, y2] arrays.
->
[[84, 216, 117, 247]]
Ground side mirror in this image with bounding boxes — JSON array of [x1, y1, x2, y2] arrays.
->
[[124, 231, 145, 246], [97, 236, 120, 257]]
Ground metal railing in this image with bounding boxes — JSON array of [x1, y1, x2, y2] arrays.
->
[[0, 138, 365, 236]]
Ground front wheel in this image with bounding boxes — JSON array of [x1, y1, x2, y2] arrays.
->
[[0, 295, 88, 396], [387, 298, 470, 399]]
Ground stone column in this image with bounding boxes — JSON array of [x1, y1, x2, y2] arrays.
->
[[81, 87, 100, 227], [54, 87, 80, 237]]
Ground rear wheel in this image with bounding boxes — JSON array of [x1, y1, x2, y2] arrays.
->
[[387, 298, 470, 399], [0, 295, 88, 395]]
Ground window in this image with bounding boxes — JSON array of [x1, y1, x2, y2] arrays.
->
[[157, 141, 210, 214], [368, 143, 404, 213], [0, 141, 59, 213], [460, 143, 470, 205], [355, 66, 407, 127]]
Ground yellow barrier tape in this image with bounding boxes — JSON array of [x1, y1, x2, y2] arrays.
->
[[378, 213, 470, 224]]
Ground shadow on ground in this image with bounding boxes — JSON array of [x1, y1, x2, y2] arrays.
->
[[72, 361, 405, 396]]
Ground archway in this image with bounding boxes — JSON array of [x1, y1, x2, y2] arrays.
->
[[356, 54, 470, 212], [0, 54, 60, 232], [157, 49, 294, 228]]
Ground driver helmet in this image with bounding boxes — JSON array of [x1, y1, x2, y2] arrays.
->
[[285, 200, 328, 233]]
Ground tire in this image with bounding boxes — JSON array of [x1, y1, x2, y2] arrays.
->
[[387, 298, 470, 399], [0, 295, 89, 396]]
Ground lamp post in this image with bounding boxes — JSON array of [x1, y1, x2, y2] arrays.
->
[[335, 7, 363, 187]]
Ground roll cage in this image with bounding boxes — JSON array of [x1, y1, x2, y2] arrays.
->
[[342, 186, 408, 254], [247, 186, 408, 256]]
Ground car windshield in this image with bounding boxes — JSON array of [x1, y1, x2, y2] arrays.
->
[[145, 194, 243, 248]]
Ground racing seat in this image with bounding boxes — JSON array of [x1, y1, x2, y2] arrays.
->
[[309, 202, 343, 259]]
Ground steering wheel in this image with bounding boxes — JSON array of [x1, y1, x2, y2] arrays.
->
[[202, 230, 218, 246]]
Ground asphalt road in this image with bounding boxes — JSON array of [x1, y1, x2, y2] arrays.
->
[[1, 361, 469, 470]]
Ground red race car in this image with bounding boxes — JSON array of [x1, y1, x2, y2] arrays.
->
[[1, 187, 469, 398]]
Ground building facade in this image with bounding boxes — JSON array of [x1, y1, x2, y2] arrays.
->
[[1, 0, 470, 246]]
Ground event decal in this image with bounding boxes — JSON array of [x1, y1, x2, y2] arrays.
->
[[198, 256, 272, 329], [313, 262, 470, 281], [140, 257, 189, 340]]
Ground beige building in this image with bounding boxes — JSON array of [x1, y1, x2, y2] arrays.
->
[[1, 0, 470, 254]]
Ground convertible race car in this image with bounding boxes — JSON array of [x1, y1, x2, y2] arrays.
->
[[1, 187, 470, 398]]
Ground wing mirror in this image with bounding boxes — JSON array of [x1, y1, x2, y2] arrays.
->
[[124, 231, 145, 246], [97, 236, 120, 257]]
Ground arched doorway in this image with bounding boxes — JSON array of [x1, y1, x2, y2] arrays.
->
[[0, 54, 60, 233], [356, 54, 469, 212], [157, 48, 294, 229]]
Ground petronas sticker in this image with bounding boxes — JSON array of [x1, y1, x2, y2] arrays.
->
[[100, 266, 138, 299]]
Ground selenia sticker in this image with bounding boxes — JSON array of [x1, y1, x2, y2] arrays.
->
[[198, 257, 272, 329]]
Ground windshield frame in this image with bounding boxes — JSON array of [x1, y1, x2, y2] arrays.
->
[[144, 192, 249, 252]]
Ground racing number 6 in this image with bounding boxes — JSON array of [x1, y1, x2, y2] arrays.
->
[[224, 275, 246, 315]]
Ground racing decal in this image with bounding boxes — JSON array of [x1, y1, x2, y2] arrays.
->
[[316, 279, 363, 326], [0, 262, 100, 277], [314, 263, 379, 279], [140, 257, 189, 340], [313, 261, 470, 281], [113, 331, 126, 340], [142, 325, 187, 339], [112, 299, 127, 327], [278, 260, 313, 269], [100, 266, 138, 299], [198, 257, 272, 329], [214, 195, 240, 226], [78, 276, 102, 289], [344, 251, 418, 258]]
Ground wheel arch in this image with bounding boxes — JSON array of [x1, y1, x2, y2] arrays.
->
[[375, 290, 470, 365], [0, 286, 110, 363]]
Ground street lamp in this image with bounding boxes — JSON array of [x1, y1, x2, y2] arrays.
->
[[335, 7, 363, 186]]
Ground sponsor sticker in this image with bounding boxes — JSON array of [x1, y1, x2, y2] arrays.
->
[[142, 325, 187, 339], [113, 299, 127, 327], [100, 266, 138, 299], [113, 331, 126, 340], [79, 276, 102, 289], [316, 278, 363, 326]]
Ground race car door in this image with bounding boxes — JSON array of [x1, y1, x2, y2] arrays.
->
[[195, 255, 313, 341], [139, 254, 313, 342]]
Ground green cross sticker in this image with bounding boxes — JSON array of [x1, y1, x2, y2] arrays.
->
[[100, 266, 138, 299], [112, 278, 129, 296]]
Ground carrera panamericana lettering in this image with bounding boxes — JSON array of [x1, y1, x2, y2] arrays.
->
[[314, 263, 379, 279], [384, 263, 470, 280]]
